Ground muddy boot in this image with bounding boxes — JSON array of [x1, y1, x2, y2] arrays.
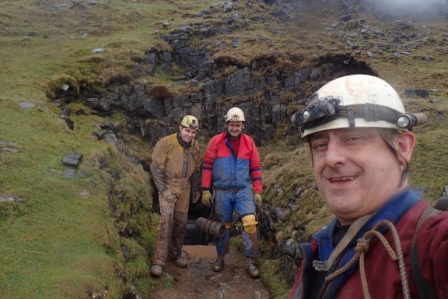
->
[[212, 255, 225, 272], [150, 265, 163, 277], [172, 256, 188, 268], [245, 257, 260, 278]]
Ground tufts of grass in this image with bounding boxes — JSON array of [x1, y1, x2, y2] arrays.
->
[[263, 153, 281, 170], [258, 239, 290, 298], [96, 66, 133, 86]]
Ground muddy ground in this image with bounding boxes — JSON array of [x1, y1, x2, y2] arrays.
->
[[150, 245, 273, 299]]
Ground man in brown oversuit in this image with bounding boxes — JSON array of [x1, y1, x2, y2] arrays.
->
[[149, 115, 202, 277]]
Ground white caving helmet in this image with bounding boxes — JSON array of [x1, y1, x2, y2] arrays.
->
[[225, 107, 245, 122], [291, 74, 427, 138]]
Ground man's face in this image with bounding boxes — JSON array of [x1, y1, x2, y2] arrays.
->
[[309, 127, 413, 225], [227, 121, 244, 139], [179, 126, 197, 143]]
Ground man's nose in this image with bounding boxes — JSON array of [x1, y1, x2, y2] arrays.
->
[[325, 139, 347, 167]]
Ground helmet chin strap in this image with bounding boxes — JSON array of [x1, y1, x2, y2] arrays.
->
[[399, 168, 408, 187], [378, 130, 409, 188]]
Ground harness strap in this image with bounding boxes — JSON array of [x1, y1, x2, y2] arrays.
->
[[411, 206, 441, 299], [313, 213, 373, 271], [165, 177, 189, 183]]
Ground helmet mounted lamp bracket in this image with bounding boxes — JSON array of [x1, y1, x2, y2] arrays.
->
[[292, 98, 428, 133], [294, 98, 340, 127]]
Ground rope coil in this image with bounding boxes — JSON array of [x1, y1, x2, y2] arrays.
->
[[325, 220, 410, 299]]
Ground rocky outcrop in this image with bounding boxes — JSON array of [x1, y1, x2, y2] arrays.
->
[[71, 1, 445, 146], [49, 0, 447, 146]]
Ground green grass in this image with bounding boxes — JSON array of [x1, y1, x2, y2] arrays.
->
[[0, 94, 154, 298], [258, 240, 290, 298], [0, 101, 123, 298]]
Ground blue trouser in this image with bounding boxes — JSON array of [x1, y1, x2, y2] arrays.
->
[[213, 187, 260, 257]]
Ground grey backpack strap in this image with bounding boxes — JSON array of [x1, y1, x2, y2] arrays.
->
[[411, 206, 441, 299], [319, 213, 373, 271]]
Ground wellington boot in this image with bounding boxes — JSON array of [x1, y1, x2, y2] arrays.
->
[[245, 257, 260, 278], [150, 265, 163, 277], [212, 255, 225, 272], [172, 256, 188, 268]]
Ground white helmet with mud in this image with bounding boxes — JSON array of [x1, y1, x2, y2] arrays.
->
[[225, 107, 245, 122], [291, 74, 427, 138]]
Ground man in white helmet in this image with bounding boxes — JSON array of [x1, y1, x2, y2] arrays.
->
[[288, 75, 448, 299], [201, 107, 263, 278], [150, 115, 202, 277]]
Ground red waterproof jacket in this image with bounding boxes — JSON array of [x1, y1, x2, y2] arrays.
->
[[289, 190, 448, 299], [201, 132, 262, 194]]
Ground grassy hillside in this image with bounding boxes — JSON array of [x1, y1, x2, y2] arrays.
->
[[0, 1, 167, 298], [1, 0, 448, 298]]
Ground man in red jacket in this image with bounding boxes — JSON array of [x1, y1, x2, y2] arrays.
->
[[201, 107, 263, 278], [288, 75, 448, 299]]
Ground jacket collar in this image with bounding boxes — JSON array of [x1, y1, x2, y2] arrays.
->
[[177, 133, 192, 148], [315, 188, 420, 261]]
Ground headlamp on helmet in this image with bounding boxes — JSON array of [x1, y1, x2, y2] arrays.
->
[[230, 114, 241, 121], [395, 113, 428, 130], [294, 97, 340, 127]]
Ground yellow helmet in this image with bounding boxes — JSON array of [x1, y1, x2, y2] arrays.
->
[[225, 107, 245, 122], [291, 75, 427, 138], [180, 115, 199, 130]]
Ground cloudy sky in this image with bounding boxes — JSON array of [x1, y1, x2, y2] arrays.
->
[[368, 0, 446, 14]]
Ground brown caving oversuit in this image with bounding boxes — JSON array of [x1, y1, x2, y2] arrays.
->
[[150, 133, 201, 265]]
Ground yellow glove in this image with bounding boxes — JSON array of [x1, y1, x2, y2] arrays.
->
[[161, 189, 176, 203], [254, 193, 262, 208], [202, 190, 212, 207]]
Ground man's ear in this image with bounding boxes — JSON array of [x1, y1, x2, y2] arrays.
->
[[397, 131, 416, 164]]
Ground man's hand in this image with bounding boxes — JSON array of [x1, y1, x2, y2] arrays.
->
[[192, 191, 201, 204], [202, 190, 212, 207], [162, 189, 176, 203], [254, 193, 262, 208]]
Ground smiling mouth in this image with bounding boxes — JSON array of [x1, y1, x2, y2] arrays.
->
[[329, 176, 356, 183]]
